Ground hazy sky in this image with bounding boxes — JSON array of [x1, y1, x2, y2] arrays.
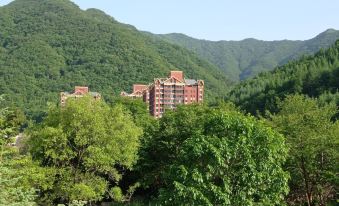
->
[[0, 0, 338, 41]]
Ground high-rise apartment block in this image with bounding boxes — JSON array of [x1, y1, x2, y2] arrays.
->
[[60, 86, 101, 106], [122, 71, 204, 118]]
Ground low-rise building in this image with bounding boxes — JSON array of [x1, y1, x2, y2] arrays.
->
[[120, 84, 148, 99], [60, 86, 101, 106]]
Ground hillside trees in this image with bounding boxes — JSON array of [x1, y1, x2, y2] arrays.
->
[[138, 105, 289, 205], [0, 0, 230, 120], [157, 29, 339, 81], [26, 96, 142, 204], [227, 40, 339, 115], [269, 95, 338, 206], [0, 96, 38, 205]]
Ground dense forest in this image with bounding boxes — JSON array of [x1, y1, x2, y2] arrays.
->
[[0, 0, 230, 120], [1, 93, 338, 206], [227, 39, 339, 115], [156, 29, 339, 81], [0, 0, 338, 206]]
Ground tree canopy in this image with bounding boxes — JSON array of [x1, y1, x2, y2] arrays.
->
[[269, 95, 338, 206], [0, 97, 37, 206], [138, 104, 289, 205], [27, 96, 142, 204]]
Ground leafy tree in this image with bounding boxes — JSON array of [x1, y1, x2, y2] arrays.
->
[[109, 97, 159, 202], [139, 104, 289, 205], [0, 98, 14, 161], [0, 163, 36, 206], [269, 95, 338, 206], [109, 97, 159, 146], [27, 96, 142, 204], [109, 97, 154, 126], [4, 153, 56, 205], [1, 96, 26, 163], [0, 97, 38, 205]]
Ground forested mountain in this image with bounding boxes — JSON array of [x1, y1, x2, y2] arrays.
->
[[0, 0, 231, 119], [227, 39, 339, 115], [157, 29, 339, 81]]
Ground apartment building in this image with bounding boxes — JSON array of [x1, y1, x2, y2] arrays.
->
[[146, 71, 204, 118]]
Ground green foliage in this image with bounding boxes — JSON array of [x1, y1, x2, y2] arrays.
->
[[1, 96, 27, 165], [0, 0, 230, 120], [269, 95, 338, 205], [69, 182, 105, 202], [0, 98, 39, 205], [110, 186, 124, 202], [110, 97, 159, 144], [227, 40, 339, 115], [0, 146, 38, 206], [2, 108, 26, 132], [27, 96, 142, 204], [0, 164, 36, 206], [139, 105, 289, 205], [110, 97, 153, 126], [1, 1, 339, 206], [157, 29, 339, 81], [5, 155, 55, 205]]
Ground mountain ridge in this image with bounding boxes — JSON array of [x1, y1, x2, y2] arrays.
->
[[156, 29, 339, 81]]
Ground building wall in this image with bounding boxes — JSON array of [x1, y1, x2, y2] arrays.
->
[[125, 71, 204, 118], [147, 78, 202, 118], [143, 89, 150, 104], [197, 80, 204, 102], [149, 84, 156, 116]]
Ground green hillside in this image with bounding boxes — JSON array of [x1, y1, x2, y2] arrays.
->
[[226, 40, 339, 114], [0, 0, 231, 119], [157, 29, 339, 81]]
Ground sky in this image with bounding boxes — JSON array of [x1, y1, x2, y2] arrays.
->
[[0, 0, 338, 41]]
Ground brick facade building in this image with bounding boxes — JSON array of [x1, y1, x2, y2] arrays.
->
[[60, 86, 101, 106], [120, 84, 148, 99], [122, 71, 204, 118], [148, 71, 204, 117]]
